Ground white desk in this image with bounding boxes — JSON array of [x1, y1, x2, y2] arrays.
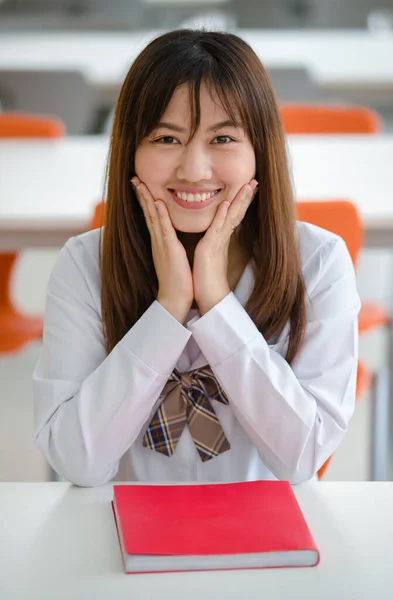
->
[[1, 30, 393, 98], [0, 482, 392, 600], [0, 137, 108, 250], [1, 135, 393, 251]]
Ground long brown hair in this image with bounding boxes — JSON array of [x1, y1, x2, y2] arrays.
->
[[101, 29, 306, 364]]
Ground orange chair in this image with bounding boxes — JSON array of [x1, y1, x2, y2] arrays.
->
[[280, 103, 382, 134], [295, 197, 390, 336], [0, 112, 65, 138], [297, 200, 388, 479], [91, 201, 105, 230], [0, 113, 65, 354]]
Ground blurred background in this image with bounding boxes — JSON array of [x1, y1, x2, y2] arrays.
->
[[2, 0, 393, 30], [1, 0, 393, 482]]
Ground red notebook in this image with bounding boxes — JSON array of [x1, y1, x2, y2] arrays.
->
[[112, 480, 320, 574]]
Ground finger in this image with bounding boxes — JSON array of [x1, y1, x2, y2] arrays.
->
[[131, 176, 148, 216], [131, 178, 177, 247], [226, 180, 258, 231], [154, 200, 178, 243], [225, 183, 250, 230], [131, 177, 147, 216], [131, 177, 160, 236], [131, 177, 154, 219], [207, 200, 230, 237]]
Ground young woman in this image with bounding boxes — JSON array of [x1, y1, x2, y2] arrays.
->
[[33, 30, 360, 487]]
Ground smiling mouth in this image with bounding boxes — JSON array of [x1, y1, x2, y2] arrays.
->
[[169, 189, 222, 203]]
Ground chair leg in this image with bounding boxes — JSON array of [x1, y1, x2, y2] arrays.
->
[[370, 368, 389, 481]]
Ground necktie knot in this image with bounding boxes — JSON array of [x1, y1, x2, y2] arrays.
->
[[172, 369, 193, 390], [143, 366, 231, 462]]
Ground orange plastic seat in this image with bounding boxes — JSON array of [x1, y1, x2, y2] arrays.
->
[[297, 200, 363, 263], [91, 201, 105, 230], [296, 199, 391, 337], [0, 112, 65, 138], [280, 103, 381, 134], [358, 303, 390, 334], [0, 113, 65, 354]]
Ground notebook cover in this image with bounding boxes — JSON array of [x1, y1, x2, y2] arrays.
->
[[113, 481, 319, 558]]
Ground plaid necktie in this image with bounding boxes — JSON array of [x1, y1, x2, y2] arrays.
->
[[142, 366, 231, 462]]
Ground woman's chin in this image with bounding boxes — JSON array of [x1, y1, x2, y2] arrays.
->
[[172, 219, 211, 233], [167, 202, 215, 233]]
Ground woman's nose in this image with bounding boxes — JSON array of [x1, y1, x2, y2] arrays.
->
[[175, 143, 213, 182]]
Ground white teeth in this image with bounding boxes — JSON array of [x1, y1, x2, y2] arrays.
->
[[174, 190, 219, 203]]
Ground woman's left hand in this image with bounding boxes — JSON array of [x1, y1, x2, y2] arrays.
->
[[193, 179, 258, 315]]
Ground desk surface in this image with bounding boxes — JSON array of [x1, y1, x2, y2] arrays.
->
[[0, 482, 392, 600], [1, 29, 393, 88], [1, 134, 393, 250]]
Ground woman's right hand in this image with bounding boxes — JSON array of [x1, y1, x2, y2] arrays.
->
[[132, 177, 194, 323]]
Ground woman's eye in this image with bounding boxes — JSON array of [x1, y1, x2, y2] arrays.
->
[[212, 135, 234, 144], [155, 136, 180, 144]]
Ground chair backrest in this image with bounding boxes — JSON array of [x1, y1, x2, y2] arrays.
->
[[280, 103, 381, 134], [91, 201, 106, 230], [0, 112, 65, 138], [296, 200, 364, 267], [266, 67, 320, 103], [0, 70, 94, 134]]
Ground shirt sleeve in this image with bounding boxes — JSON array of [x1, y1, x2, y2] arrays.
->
[[33, 237, 192, 487], [188, 237, 360, 484]]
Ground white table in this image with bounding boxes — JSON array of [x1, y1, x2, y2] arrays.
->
[[1, 135, 393, 251], [0, 481, 392, 600], [1, 30, 393, 100]]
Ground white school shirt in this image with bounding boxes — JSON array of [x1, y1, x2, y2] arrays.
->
[[33, 221, 360, 487]]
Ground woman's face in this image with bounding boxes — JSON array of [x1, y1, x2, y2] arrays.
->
[[134, 83, 256, 233]]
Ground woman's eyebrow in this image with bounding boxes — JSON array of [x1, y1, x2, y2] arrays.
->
[[155, 122, 185, 132], [155, 120, 243, 133], [207, 120, 243, 132]]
